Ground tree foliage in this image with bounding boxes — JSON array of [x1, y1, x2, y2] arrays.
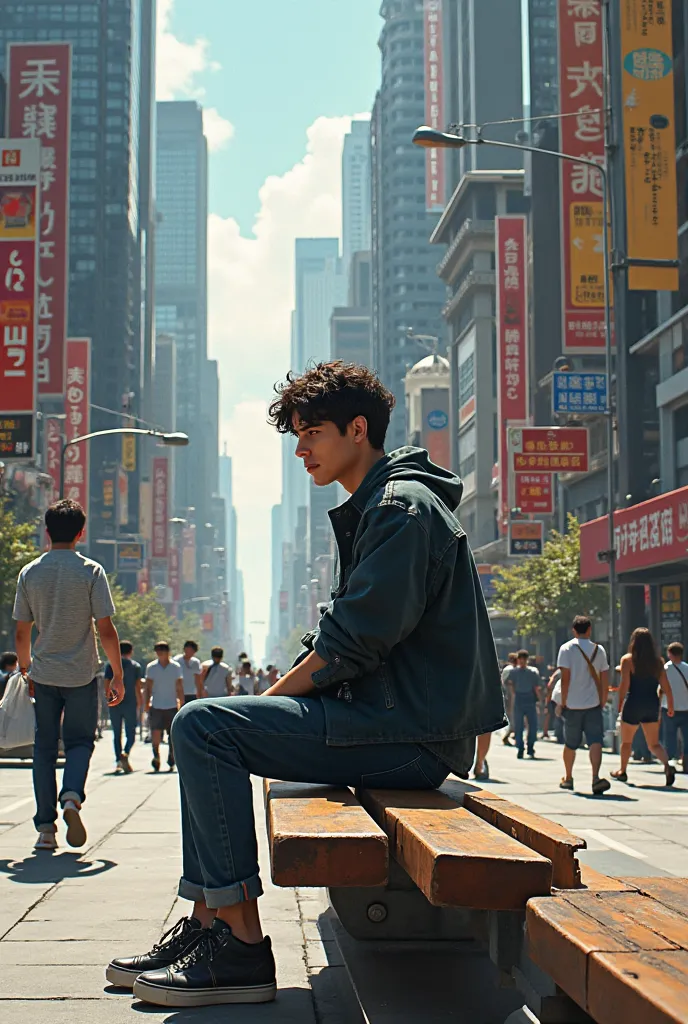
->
[[492, 515, 609, 637], [107, 583, 203, 668], [0, 499, 39, 645]]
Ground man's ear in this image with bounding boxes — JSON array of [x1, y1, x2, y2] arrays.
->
[[352, 415, 369, 445]]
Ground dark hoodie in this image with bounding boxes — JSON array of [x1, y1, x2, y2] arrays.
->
[[308, 447, 506, 775]]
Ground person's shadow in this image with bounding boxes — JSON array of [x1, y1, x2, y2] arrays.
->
[[0, 852, 116, 884]]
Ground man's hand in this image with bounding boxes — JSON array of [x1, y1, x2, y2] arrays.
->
[[106, 675, 125, 707], [262, 650, 327, 697]]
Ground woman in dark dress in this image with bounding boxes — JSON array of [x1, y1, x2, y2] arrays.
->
[[611, 628, 676, 786]]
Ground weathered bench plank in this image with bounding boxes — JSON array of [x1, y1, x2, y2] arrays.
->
[[624, 877, 688, 919], [588, 949, 688, 1024], [578, 863, 638, 892], [358, 788, 552, 911], [444, 781, 586, 889], [264, 780, 388, 888]]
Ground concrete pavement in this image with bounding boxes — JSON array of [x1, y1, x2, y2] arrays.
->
[[0, 734, 359, 1024]]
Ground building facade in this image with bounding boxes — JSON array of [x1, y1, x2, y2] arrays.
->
[[342, 119, 372, 282]]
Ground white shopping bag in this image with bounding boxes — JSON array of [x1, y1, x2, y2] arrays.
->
[[0, 671, 36, 748]]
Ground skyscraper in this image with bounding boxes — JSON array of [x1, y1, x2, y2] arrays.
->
[[525, 0, 558, 120], [292, 238, 346, 371], [155, 100, 209, 518], [342, 120, 372, 280], [371, 0, 449, 451]]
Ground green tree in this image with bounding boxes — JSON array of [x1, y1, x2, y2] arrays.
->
[[0, 499, 39, 645], [107, 582, 174, 667], [493, 515, 609, 637]]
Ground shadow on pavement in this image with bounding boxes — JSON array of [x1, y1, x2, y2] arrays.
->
[[0, 852, 116, 884], [570, 791, 637, 801], [129, 985, 325, 1020]]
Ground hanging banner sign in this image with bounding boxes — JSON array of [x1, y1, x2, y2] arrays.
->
[[423, 0, 445, 211], [44, 414, 62, 497], [152, 456, 169, 560], [64, 338, 91, 534], [515, 473, 554, 515], [509, 425, 590, 473], [620, 0, 678, 291], [509, 520, 544, 557]]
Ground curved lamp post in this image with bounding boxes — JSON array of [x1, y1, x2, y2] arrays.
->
[[60, 427, 189, 499]]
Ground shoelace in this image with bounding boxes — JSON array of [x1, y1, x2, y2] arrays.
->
[[149, 916, 192, 955], [175, 929, 224, 971]]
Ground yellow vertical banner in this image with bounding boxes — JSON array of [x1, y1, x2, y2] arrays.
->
[[621, 0, 678, 291], [121, 417, 136, 472]]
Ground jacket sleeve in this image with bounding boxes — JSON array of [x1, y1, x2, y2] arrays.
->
[[312, 504, 430, 690]]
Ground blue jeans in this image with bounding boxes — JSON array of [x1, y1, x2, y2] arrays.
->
[[662, 708, 688, 761], [171, 695, 450, 909], [513, 696, 538, 753], [32, 679, 98, 832], [109, 702, 138, 760]]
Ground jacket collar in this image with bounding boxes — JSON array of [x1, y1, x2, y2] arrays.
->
[[339, 453, 393, 516]]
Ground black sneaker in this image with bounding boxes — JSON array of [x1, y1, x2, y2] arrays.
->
[[105, 915, 205, 989], [133, 918, 276, 1007], [151, 755, 160, 772]]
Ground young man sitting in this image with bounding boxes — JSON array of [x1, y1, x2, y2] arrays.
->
[[107, 361, 504, 1007]]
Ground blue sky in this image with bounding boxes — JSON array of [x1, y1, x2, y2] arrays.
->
[[158, 1, 383, 659]]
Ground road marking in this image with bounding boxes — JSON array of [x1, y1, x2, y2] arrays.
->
[[0, 796, 33, 817], [579, 828, 648, 860]]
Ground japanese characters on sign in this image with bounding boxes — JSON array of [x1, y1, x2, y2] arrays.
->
[[152, 457, 169, 561], [620, 0, 678, 291], [509, 426, 590, 473], [496, 216, 529, 530], [424, 0, 445, 212], [44, 415, 62, 498], [552, 371, 608, 415], [558, 0, 606, 352], [580, 484, 688, 579], [169, 546, 181, 604], [64, 338, 90, 534], [515, 473, 554, 515], [7, 43, 72, 396], [509, 521, 544, 557], [0, 139, 39, 458]]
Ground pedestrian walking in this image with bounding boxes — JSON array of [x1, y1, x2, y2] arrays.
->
[[260, 665, 279, 694], [176, 640, 203, 704], [12, 499, 123, 852], [506, 650, 541, 759], [106, 641, 143, 774], [145, 642, 184, 772], [200, 648, 234, 697], [234, 658, 257, 695], [556, 616, 611, 795], [663, 642, 688, 771], [501, 652, 517, 745], [106, 361, 504, 1006], [611, 627, 676, 787]]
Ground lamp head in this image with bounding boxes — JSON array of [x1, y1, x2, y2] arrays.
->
[[161, 432, 190, 447], [412, 125, 467, 149]]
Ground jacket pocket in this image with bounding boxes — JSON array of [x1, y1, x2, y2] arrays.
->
[[380, 662, 394, 710]]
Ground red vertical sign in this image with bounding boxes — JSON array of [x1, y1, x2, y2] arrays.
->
[[496, 216, 529, 531], [424, 0, 445, 211], [44, 415, 63, 499], [152, 457, 169, 560], [7, 42, 72, 395], [64, 338, 90, 533], [558, 0, 606, 352]]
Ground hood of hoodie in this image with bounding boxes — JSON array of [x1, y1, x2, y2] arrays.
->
[[352, 447, 463, 513]]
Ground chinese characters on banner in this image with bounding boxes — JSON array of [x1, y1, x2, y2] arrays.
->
[[424, 0, 445, 211], [0, 139, 39, 458], [558, 0, 606, 352], [515, 473, 554, 515], [64, 338, 91, 535], [509, 521, 544, 557], [495, 216, 529, 531], [152, 457, 169, 560], [509, 425, 590, 472], [44, 415, 62, 498], [7, 42, 72, 396], [169, 546, 181, 604], [620, 0, 678, 291], [580, 484, 688, 579]]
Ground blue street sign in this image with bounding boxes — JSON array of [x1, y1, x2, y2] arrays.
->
[[427, 409, 448, 430], [553, 372, 608, 416]]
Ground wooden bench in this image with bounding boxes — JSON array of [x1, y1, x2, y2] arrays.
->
[[527, 878, 688, 1024]]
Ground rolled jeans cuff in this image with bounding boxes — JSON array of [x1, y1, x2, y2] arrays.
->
[[178, 872, 263, 908]]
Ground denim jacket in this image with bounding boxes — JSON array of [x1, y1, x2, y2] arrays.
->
[[302, 447, 506, 776]]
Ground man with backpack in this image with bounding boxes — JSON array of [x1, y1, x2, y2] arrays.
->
[[557, 615, 611, 794], [664, 642, 688, 772]]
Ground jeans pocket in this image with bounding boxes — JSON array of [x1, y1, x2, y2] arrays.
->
[[361, 752, 440, 790]]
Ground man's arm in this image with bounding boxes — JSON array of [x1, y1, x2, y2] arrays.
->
[[598, 669, 609, 708], [312, 505, 431, 690], [14, 621, 32, 675], [176, 676, 184, 708], [263, 650, 327, 697], [194, 670, 203, 698], [97, 617, 124, 706], [559, 666, 571, 708], [145, 677, 154, 708]]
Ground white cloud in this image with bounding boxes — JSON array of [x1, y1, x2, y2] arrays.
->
[[208, 114, 363, 661], [202, 107, 235, 152], [156, 0, 219, 100]]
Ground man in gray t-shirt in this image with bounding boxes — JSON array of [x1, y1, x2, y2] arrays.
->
[[506, 650, 542, 759], [12, 499, 124, 854], [145, 642, 184, 772]]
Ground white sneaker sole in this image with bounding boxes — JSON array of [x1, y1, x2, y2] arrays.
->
[[105, 964, 140, 989], [133, 977, 277, 1007], [63, 806, 87, 848]]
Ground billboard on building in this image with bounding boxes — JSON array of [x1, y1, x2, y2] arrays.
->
[[558, 0, 606, 352], [509, 425, 589, 473], [509, 520, 544, 557], [620, 0, 678, 291], [515, 473, 554, 515], [152, 457, 169, 560], [0, 138, 39, 459], [424, 0, 445, 212], [64, 338, 90, 533], [496, 215, 529, 530], [7, 42, 72, 396]]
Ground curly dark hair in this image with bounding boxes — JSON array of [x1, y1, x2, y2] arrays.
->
[[268, 361, 395, 451]]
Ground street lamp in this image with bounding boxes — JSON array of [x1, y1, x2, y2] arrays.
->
[[60, 428, 189, 499], [413, 123, 618, 667]]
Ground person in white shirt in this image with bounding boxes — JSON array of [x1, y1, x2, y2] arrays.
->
[[664, 642, 688, 770], [200, 648, 234, 697], [556, 615, 611, 795], [145, 642, 184, 772], [176, 641, 203, 704], [234, 660, 258, 696]]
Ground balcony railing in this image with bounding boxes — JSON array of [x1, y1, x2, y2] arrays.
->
[[436, 219, 495, 278], [442, 270, 496, 319]]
